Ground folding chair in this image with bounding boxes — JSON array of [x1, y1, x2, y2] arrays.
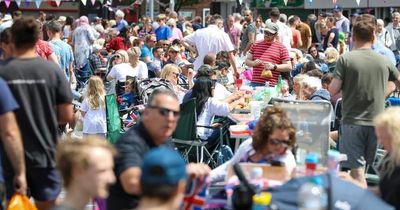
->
[[105, 94, 125, 144], [172, 98, 230, 168], [366, 148, 386, 185]]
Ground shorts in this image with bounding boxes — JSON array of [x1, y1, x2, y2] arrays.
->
[[5, 168, 61, 201], [338, 124, 377, 169]]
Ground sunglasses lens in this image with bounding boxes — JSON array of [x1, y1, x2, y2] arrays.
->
[[159, 108, 180, 117]]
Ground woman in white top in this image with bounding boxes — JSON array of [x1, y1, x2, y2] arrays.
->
[[210, 107, 297, 183], [189, 77, 242, 144], [127, 47, 148, 80], [107, 49, 135, 82], [80, 76, 107, 137]]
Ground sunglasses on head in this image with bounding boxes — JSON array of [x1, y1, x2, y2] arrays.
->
[[147, 105, 180, 117], [115, 54, 122, 58], [269, 138, 291, 147]]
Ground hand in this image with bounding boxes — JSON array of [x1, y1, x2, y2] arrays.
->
[[264, 62, 274, 70], [254, 59, 263, 66], [186, 163, 211, 179], [188, 68, 195, 79], [234, 71, 240, 79], [13, 173, 27, 195]]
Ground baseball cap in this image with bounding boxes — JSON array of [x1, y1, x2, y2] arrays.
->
[[169, 44, 181, 52], [178, 60, 193, 68], [141, 147, 187, 185], [333, 4, 343, 12], [263, 22, 279, 34], [58, 16, 66, 22]]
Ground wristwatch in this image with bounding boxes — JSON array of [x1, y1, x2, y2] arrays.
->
[[273, 64, 277, 71]]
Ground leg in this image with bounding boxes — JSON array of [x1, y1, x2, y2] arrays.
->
[[350, 167, 367, 188]]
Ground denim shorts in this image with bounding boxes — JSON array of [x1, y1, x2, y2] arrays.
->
[[5, 168, 61, 201], [338, 124, 377, 169]]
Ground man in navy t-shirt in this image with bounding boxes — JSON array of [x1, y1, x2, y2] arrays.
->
[[0, 77, 27, 208]]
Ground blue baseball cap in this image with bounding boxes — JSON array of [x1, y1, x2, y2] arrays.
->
[[141, 147, 187, 185], [333, 4, 343, 12]]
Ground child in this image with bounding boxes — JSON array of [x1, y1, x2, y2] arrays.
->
[[280, 79, 294, 100], [118, 78, 136, 110], [216, 60, 231, 87], [80, 76, 107, 137]]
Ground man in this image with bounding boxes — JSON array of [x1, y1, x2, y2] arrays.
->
[[164, 44, 182, 65], [177, 60, 194, 89], [239, 9, 256, 56], [245, 22, 292, 87], [203, 53, 216, 67], [107, 89, 210, 210], [136, 147, 188, 210], [233, 13, 243, 31], [289, 16, 302, 49], [46, 20, 75, 82], [114, 10, 128, 33], [149, 46, 164, 76], [329, 17, 400, 188], [376, 19, 392, 48], [224, 15, 241, 49], [333, 5, 350, 42], [155, 14, 172, 41], [385, 12, 400, 65], [183, 14, 238, 77], [0, 17, 73, 210], [140, 34, 156, 63], [266, 8, 292, 51], [52, 137, 116, 210], [0, 77, 27, 209], [295, 16, 312, 51]]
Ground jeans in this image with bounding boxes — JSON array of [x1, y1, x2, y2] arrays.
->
[[75, 62, 92, 90]]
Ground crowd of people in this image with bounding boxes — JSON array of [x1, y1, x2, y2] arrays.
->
[[0, 4, 400, 210]]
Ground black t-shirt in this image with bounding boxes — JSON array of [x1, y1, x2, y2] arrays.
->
[[379, 155, 400, 210], [0, 57, 72, 168], [107, 122, 172, 210], [323, 28, 339, 50]]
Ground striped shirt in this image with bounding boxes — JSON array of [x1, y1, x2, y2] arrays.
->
[[249, 40, 289, 85]]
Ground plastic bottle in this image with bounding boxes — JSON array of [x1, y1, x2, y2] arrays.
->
[[249, 167, 264, 194], [327, 150, 341, 174], [305, 153, 318, 176], [263, 82, 271, 103], [276, 75, 282, 96], [297, 177, 327, 210], [252, 192, 272, 210]]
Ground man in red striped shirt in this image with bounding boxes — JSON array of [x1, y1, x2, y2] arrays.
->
[[245, 22, 292, 86]]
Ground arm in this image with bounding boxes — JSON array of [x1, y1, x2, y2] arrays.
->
[[328, 78, 343, 96], [327, 31, 335, 47], [244, 53, 263, 67], [120, 167, 142, 195], [228, 51, 239, 78], [297, 31, 303, 48], [0, 112, 27, 195], [275, 60, 292, 72], [143, 56, 152, 63], [48, 52, 59, 66], [57, 103, 74, 124]]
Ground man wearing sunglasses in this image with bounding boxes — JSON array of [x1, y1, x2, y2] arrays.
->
[[245, 22, 292, 87], [107, 89, 210, 210]]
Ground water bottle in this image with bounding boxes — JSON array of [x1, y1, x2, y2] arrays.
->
[[305, 153, 318, 176], [327, 150, 341, 174], [298, 177, 327, 210], [276, 75, 282, 96], [252, 192, 272, 210]]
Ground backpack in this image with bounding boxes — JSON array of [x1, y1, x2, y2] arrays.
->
[[137, 78, 174, 104]]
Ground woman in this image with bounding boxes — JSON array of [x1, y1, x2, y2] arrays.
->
[[324, 47, 339, 73], [189, 77, 241, 143], [160, 64, 187, 101], [255, 15, 264, 35], [340, 107, 400, 209], [322, 17, 339, 50], [105, 26, 132, 52], [127, 47, 148, 80], [210, 107, 297, 182], [106, 50, 135, 83], [62, 16, 74, 43], [167, 18, 183, 41], [138, 17, 155, 39]]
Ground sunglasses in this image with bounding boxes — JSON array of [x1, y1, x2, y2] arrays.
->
[[269, 138, 291, 147], [163, 43, 170, 46], [148, 105, 180, 117], [264, 31, 276, 37]]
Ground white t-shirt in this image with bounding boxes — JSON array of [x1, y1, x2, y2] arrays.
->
[[108, 63, 135, 82], [197, 97, 230, 140], [80, 99, 107, 134], [185, 25, 235, 71], [133, 61, 149, 80], [214, 83, 232, 101]]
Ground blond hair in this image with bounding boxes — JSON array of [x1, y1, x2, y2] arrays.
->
[[115, 49, 129, 63], [56, 137, 116, 188], [373, 107, 400, 177], [160, 64, 181, 79], [84, 76, 105, 110], [324, 47, 339, 64], [293, 74, 309, 100]]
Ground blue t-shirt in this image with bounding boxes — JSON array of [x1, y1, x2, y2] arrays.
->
[[155, 25, 172, 41], [49, 39, 74, 80], [140, 44, 153, 62], [372, 42, 397, 66], [0, 77, 19, 183]]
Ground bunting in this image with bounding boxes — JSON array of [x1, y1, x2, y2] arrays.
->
[[332, 0, 337, 4], [307, 0, 312, 6], [81, 0, 87, 5], [283, 0, 288, 6], [16, 0, 22, 7], [25, 0, 31, 7], [55, 0, 61, 7], [4, 0, 11, 8], [356, 0, 360, 6], [99, 0, 104, 3], [91, 0, 95, 5], [34, 0, 42, 8]]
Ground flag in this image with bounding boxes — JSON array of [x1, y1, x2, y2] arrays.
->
[[125, 112, 137, 128], [355, 0, 360, 6], [182, 178, 208, 210], [4, 0, 11, 8], [16, 0, 22, 7]]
